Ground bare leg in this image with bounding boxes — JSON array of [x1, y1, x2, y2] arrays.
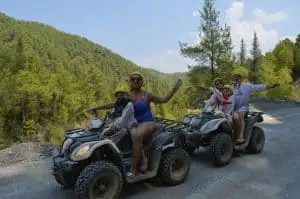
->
[[236, 112, 246, 143], [232, 111, 240, 138], [129, 121, 156, 177], [129, 128, 140, 176], [139, 122, 156, 172], [140, 150, 148, 172]]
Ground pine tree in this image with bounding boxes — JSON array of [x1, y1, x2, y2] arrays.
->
[[220, 23, 233, 60], [179, 0, 224, 79], [239, 38, 246, 66], [250, 32, 261, 83]]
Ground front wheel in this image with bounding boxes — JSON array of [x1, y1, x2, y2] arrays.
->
[[247, 126, 265, 154], [184, 146, 196, 156], [52, 166, 76, 188], [209, 133, 233, 166], [158, 148, 191, 186], [75, 161, 123, 199]]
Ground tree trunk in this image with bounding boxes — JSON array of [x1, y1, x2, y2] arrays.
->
[[21, 97, 27, 123], [253, 60, 257, 83], [210, 57, 214, 80]]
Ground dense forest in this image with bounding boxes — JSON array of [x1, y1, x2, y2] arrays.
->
[[0, 0, 300, 149], [0, 12, 189, 148]]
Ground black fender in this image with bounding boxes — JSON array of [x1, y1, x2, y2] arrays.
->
[[70, 140, 120, 162], [200, 118, 232, 135], [150, 130, 179, 151], [146, 130, 182, 172], [246, 124, 265, 139]]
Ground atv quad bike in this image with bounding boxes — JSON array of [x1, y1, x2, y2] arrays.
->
[[51, 109, 191, 199], [180, 102, 265, 166]]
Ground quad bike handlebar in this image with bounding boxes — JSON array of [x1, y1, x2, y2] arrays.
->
[[87, 108, 99, 117], [87, 108, 111, 119], [87, 108, 111, 130]]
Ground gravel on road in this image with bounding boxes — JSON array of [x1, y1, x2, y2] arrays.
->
[[0, 142, 57, 167]]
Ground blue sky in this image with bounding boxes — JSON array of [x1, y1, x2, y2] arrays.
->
[[1, 0, 299, 73]]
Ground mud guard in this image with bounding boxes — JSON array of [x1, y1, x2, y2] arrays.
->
[[199, 118, 232, 134], [70, 140, 120, 161]]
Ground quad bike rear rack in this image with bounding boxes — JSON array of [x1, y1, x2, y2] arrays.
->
[[154, 117, 190, 131], [247, 111, 263, 117]]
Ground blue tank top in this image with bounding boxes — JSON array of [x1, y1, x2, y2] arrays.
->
[[133, 98, 154, 124]]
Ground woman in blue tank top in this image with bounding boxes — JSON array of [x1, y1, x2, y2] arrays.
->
[[127, 71, 182, 178], [88, 72, 182, 179]]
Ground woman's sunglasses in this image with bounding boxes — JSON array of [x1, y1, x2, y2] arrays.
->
[[130, 76, 141, 82]]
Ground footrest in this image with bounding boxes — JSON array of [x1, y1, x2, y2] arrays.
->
[[125, 170, 156, 183]]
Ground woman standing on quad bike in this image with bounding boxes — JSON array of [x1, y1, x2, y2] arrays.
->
[[127, 71, 182, 178], [231, 72, 280, 143]]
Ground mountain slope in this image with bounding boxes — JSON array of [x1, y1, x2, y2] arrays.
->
[[0, 12, 189, 145]]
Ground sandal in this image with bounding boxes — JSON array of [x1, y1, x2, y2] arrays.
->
[[126, 172, 135, 178], [126, 167, 137, 178], [127, 171, 136, 178], [236, 138, 245, 144]]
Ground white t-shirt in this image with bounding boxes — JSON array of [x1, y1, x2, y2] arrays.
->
[[113, 102, 137, 130], [204, 87, 222, 106], [233, 83, 266, 112]]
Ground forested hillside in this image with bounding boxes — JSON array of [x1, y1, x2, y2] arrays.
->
[[0, 13, 189, 148]]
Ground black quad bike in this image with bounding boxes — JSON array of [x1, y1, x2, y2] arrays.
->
[[180, 102, 265, 167], [51, 109, 191, 199]]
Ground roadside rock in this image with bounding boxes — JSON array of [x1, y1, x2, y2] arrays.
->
[[0, 142, 57, 167]]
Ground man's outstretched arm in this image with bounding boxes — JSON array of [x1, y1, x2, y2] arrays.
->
[[249, 83, 280, 93]]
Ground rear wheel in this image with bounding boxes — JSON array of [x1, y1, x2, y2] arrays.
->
[[158, 148, 190, 185], [75, 161, 122, 199], [247, 126, 265, 153], [209, 133, 233, 166]]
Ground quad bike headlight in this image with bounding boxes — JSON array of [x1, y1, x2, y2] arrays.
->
[[71, 144, 91, 161], [76, 145, 90, 156], [70, 142, 98, 161]]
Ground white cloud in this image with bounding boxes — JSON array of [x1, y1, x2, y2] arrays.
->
[[253, 9, 288, 25], [226, 1, 289, 53], [192, 10, 200, 17], [134, 50, 195, 73], [226, 1, 244, 23]]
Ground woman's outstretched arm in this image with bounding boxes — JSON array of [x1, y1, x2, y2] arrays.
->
[[89, 102, 115, 111], [147, 79, 182, 104]]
